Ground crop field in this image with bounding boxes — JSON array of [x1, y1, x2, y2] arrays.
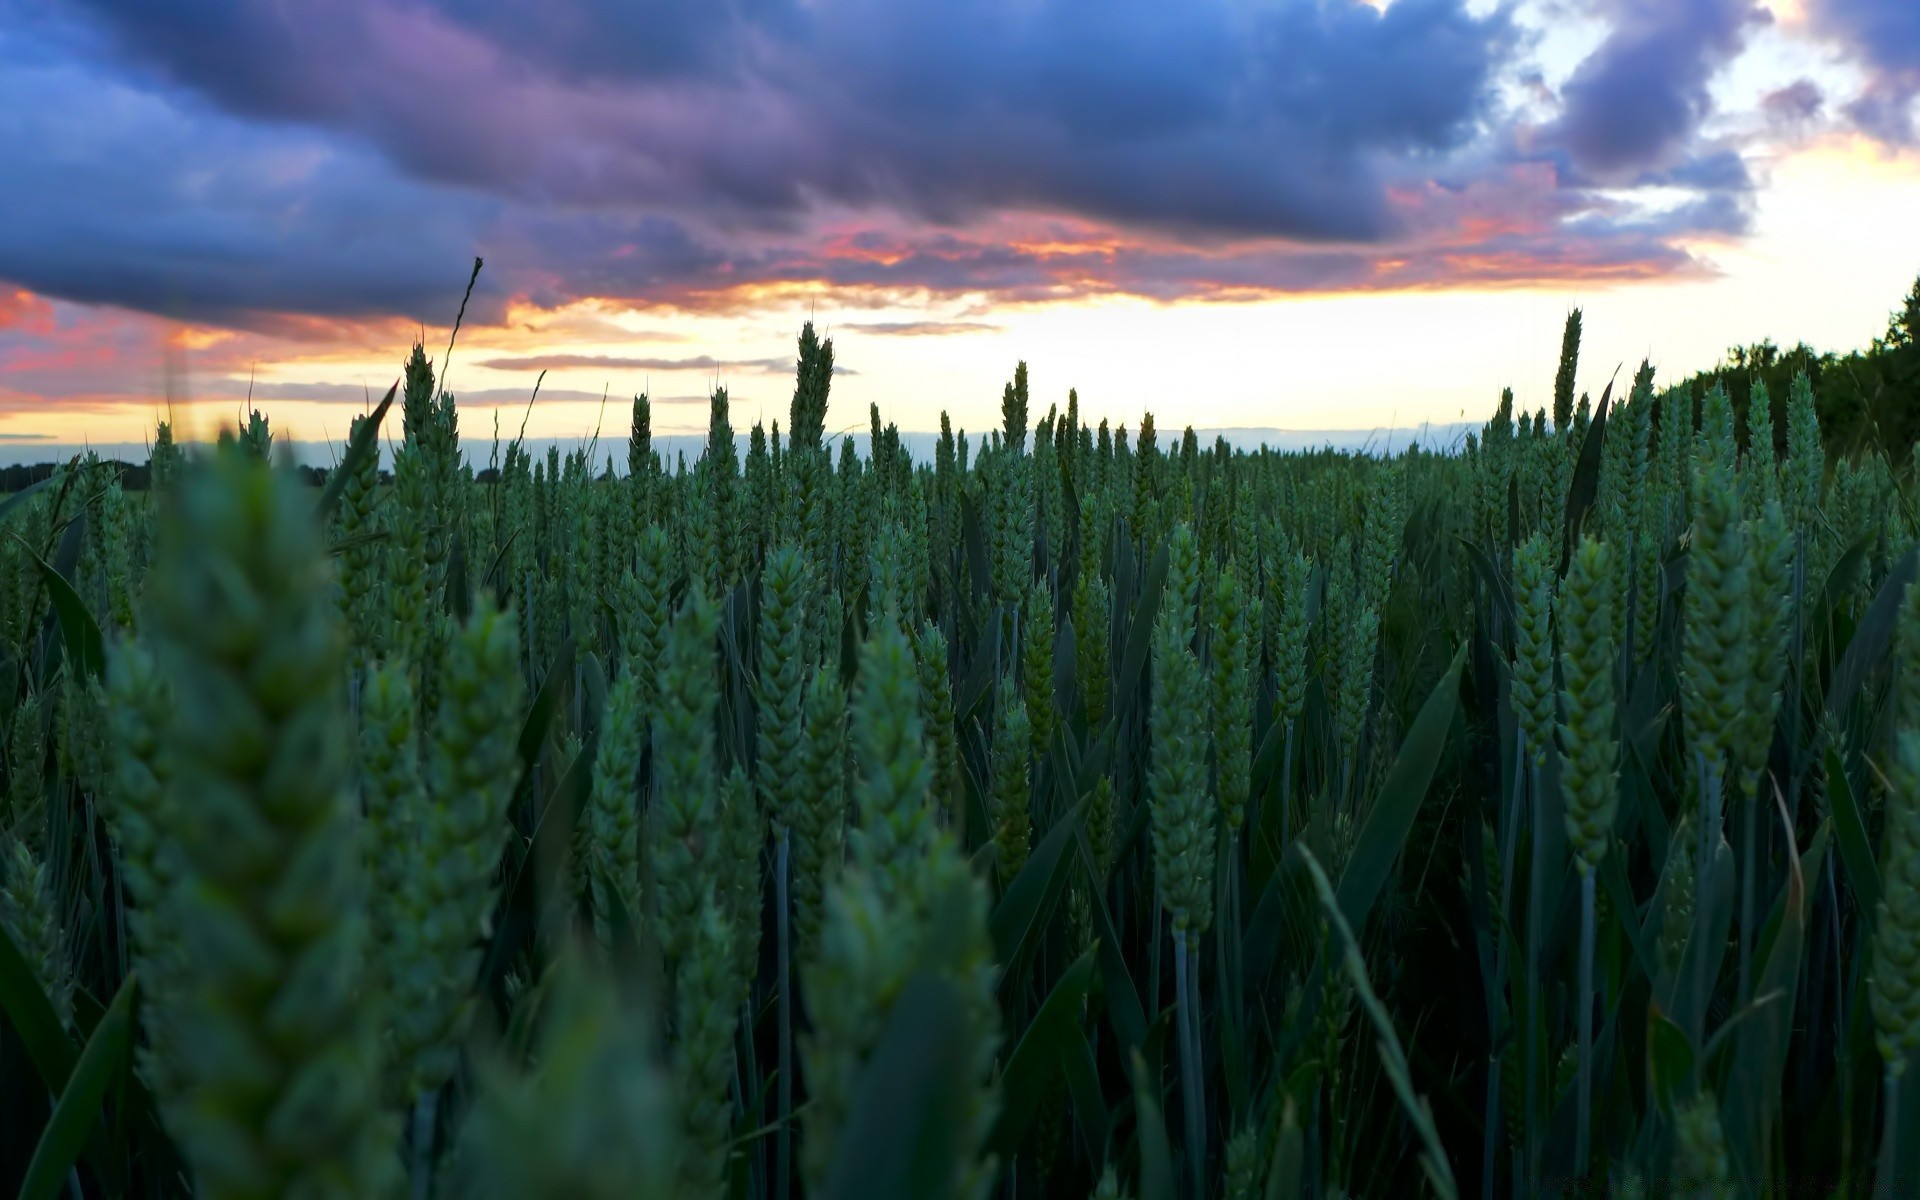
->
[[0, 310, 1916, 1199]]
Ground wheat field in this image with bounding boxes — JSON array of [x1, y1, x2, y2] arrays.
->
[[1, 309, 1913, 1199]]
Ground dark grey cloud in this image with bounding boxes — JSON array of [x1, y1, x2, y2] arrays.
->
[[0, 18, 506, 327], [837, 320, 1001, 336], [0, 0, 1777, 331], [1543, 0, 1769, 178], [1806, 0, 1920, 142], [63, 0, 1517, 242], [235, 381, 614, 408], [475, 353, 790, 373], [473, 352, 854, 375], [1647, 148, 1754, 193], [1572, 190, 1751, 239], [1762, 79, 1825, 126]]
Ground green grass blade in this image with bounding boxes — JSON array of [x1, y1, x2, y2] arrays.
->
[[990, 803, 1082, 975], [1561, 378, 1612, 564], [1829, 743, 1881, 916], [1803, 533, 1870, 650], [23, 536, 105, 681], [0, 475, 55, 526], [1645, 1003, 1694, 1121], [1299, 844, 1459, 1200], [315, 380, 396, 518], [18, 974, 137, 1200], [1826, 540, 1918, 721], [1062, 1020, 1110, 1165], [1263, 1094, 1305, 1200], [820, 972, 973, 1200], [1129, 1048, 1177, 1200], [985, 948, 1096, 1156], [1730, 804, 1827, 1171], [483, 728, 596, 990], [1074, 824, 1147, 1051], [1335, 643, 1466, 931], [1114, 541, 1170, 712], [0, 921, 80, 1093], [514, 643, 574, 774], [1458, 537, 1518, 634]]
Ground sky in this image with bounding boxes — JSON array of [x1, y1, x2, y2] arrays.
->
[[2, 0, 1919, 460]]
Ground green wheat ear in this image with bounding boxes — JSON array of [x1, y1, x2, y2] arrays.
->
[[450, 948, 684, 1200], [847, 616, 936, 899], [677, 889, 742, 1199], [1208, 567, 1254, 836], [1784, 371, 1824, 528], [1092, 1163, 1130, 1200], [759, 545, 811, 833], [587, 669, 644, 955], [793, 665, 847, 953], [1334, 601, 1379, 773], [1658, 816, 1696, 981], [1874, 726, 1920, 1071], [102, 635, 191, 1113], [1149, 597, 1213, 935], [389, 596, 525, 1102], [1733, 500, 1792, 803], [718, 765, 763, 987], [0, 836, 71, 1028], [802, 825, 999, 1200], [356, 661, 419, 1003], [1672, 1092, 1733, 1199], [1022, 578, 1056, 762], [1165, 522, 1202, 634], [914, 620, 962, 826], [1511, 531, 1557, 765], [1271, 549, 1313, 732], [146, 445, 397, 1199], [336, 411, 385, 670], [4, 690, 45, 845], [1558, 537, 1618, 874], [1073, 571, 1112, 728], [800, 607, 1001, 1199], [1681, 451, 1750, 804], [990, 673, 1032, 880], [618, 525, 677, 698], [651, 588, 722, 969], [1223, 1123, 1261, 1200]]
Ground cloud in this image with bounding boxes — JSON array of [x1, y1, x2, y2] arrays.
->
[[468, 351, 852, 374], [66, 0, 1519, 243], [1762, 79, 1825, 125], [0, 0, 1779, 339], [235, 380, 614, 408], [837, 320, 1000, 336], [474, 353, 792, 373], [0, 21, 504, 327], [0, 289, 56, 334], [1804, 0, 1920, 142], [1542, 0, 1770, 178]]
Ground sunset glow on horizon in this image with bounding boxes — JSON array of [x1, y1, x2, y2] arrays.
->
[[4, 0, 1919, 455]]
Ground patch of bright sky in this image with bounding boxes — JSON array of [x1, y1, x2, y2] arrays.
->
[[1717, 4, 1863, 116], [1509, 0, 1610, 94]]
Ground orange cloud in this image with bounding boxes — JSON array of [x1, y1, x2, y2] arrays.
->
[[0, 290, 56, 336]]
